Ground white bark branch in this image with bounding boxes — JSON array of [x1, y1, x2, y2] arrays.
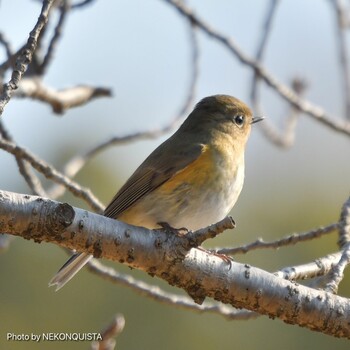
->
[[16, 78, 112, 114], [1, 190, 350, 338]]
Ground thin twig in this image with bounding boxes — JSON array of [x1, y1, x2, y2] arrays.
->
[[0, 0, 55, 117], [276, 197, 350, 286], [45, 130, 169, 199], [216, 223, 339, 255], [0, 121, 47, 197], [87, 259, 256, 321], [16, 78, 112, 114], [164, 0, 350, 136], [321, 197, 350, 293], [275, 251, 341, 281], [39, 0, 71, 75], [251, 0, 280, 103], [177, 21, 199, 117], [251, 0, 305, 148], [324, 243, 350, 293], [333, 0, 350, 120], [91, 314, 125, 350], [16, 160, 48, 197], [0, 119, 46, 253], [338, 196, 350, 248], [0, 138, 104, 212], [186, 216, 235, 247], [72, 0, 97, 9], [258, 78, 307, 148], [250, 0, 303, 148]]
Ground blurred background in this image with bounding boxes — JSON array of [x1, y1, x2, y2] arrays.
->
[[1, 0, 350, 349]]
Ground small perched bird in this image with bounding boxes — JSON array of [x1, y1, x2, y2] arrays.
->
[[49, 94, 263, 291]]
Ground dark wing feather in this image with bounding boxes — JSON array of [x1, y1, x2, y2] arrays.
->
[[104, 139, 205, 218]]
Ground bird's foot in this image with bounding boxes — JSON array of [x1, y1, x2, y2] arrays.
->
[[200, 247, 233, 268], [157, 222, 189, 236]]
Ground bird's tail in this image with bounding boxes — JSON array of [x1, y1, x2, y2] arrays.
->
[[49, 252, 92, 291]]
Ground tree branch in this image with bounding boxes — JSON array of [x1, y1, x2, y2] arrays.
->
[[216, 223, 338, 255], [275, 197, 350, 287], [87, 259, 256, 320], [324, 243, 350, 293], [16, 78, 112, 114], [0, 138, 104, 212], [275, 251, 342, 282], [0, 120, 47, 197], [91, 314, 125, 350], [332, 0, 350, 120], [322, 196, 350, 292], [1, 190, 350, 338], [72, 0, 97, 9], [164, 0, 350, 137], [39, 0, 71, 75], [0, 0, 54, 117]]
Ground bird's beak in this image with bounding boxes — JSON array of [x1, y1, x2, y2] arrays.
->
[[251, 116, 264, 124]]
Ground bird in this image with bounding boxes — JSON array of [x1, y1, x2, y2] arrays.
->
[[49, 94, 263, 291]]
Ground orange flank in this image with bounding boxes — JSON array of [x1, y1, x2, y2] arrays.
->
[[159, 145, 215, 192]]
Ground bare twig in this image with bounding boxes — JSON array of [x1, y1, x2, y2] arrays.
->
[[216, 223, 338, 255], [39, 0, 71, 75], [259, 78, 307, 148], [338, 196, 350, 248], [321, 197, 350, 293], [332, 0, 350, 120], [0, 0, 55, 117], [91, 314, 125, 350], [72, 0, 97, 9], [0, 121, 47, 197], [250, 0, 305, 148], [16, 160, 47, 197], [46, 129, 172, 199], [16, 78, 112, 114], [275, 251, 342, 281], [164, 0, 350, 136], [186, 216, 235, 247], [87, 259, 256, 321], [177, 21, 199, 117], [251, 0, 280, 103], [279, 197, 350, 288], [324, 243, 350, 293], [0, 138, 104, 212]]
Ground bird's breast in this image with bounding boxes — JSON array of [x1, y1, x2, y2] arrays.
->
[[118, 144, 245, 231]]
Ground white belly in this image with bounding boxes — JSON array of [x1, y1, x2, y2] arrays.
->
[[125, 158, 245, 231]]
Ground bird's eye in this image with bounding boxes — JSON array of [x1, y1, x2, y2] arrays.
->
[[233, 114, 245, 127]]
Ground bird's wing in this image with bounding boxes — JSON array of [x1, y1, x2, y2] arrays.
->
[[50, 140, 206, 291], [104, 141, 206, 218]]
